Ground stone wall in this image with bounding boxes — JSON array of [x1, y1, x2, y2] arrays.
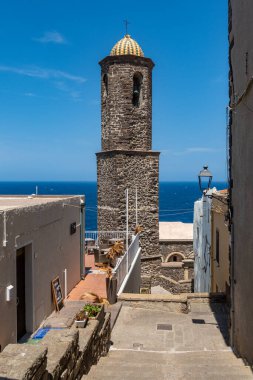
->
[[159, 241, 193, 261], [97, 151, 160, 257], [140, 241, 194, 294], [0, 313, 111, 380], [118, 292, 226, 314], [99, 55, 154, 151], [118, 293, 188, 313], [97, 52, 160, 259]]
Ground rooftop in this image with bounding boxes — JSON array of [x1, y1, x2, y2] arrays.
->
[[214, 189, 228, 196], [110, 34, 144, 57], [159, 221, 193, 241], [0, 195, 82, 211]]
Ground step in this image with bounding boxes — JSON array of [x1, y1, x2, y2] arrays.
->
[[86, 349, 253, 380], [99, 349, 245, 365], [86, 367, 253, 380], [97, 361, 249, 371], [88, 362, 253, 377]]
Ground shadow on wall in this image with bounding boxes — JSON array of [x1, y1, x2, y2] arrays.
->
[[209, 298, 230, 346]]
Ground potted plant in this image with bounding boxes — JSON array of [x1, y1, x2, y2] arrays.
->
[[83, 303, 105, 323], [75, 309, 89, 328], [106, 241, 124, 267]]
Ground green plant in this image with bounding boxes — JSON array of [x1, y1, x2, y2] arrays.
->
[[76, 310, 88, 321], [83, 304, 102, 317]]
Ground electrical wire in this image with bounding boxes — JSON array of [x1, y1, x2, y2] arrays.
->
[[87, 206, 194, 212], [159, 210, 193, 217], [159, 208, 193, 212]]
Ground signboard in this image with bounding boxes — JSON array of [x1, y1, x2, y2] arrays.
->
[[51, 276, 64, 311]]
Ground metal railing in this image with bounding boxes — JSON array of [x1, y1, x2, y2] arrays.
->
[[85, 230, 140, 294], [113, 233, 140, 293], [85, 230, 130, 246]]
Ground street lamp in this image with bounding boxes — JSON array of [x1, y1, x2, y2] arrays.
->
[[198, 165, 213, 193]]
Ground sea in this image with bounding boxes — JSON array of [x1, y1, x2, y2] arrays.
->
[[0, 181, 227, 230]]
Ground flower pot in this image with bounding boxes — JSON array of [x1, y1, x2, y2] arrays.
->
[[96, 304, 105, 323], [85, 304, 105, 323], [99, 252, 109, 264], [75, 318, 88, 328]]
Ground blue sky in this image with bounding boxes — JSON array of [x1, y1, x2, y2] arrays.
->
[[0, 0, 228, 181]]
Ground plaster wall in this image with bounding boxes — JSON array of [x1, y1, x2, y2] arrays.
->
[[193, 192, 213, 293], [211, 200, 229, 293], [229, 0, 253, 364], [122, 249, 141, 294], [0, 196, 83, 350]]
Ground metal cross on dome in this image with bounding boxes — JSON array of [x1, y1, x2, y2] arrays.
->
[[124, 19, 130, 35]]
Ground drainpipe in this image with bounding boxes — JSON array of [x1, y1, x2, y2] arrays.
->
[[80, 198, 85, 279], [2, 211, 7, 247]]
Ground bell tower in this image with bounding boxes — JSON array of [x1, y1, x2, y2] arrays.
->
[[97, 34, 160, 256]]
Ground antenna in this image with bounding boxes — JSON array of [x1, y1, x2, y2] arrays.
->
[[124, 19, 130, 35]]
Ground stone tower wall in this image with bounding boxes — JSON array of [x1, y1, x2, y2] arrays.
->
[[97, 150, 160, 256], [99, 56, 154, 151]]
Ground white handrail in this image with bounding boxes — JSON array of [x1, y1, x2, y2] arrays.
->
[[113, 233, 140, 292]]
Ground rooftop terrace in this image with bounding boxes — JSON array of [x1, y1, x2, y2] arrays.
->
[[159, 221, 193, 241], [0, 195, 82, 211]]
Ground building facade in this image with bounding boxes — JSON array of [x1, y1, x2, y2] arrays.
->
[[210, 190, 229, 295], [193, 190, 214, 292], [141, 222, 194, 294], [97, 35, 160, 257], [229, 0, 253, 364], [0, 195, 83, 350]]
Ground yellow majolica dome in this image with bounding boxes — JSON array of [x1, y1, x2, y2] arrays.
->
[[110, 34, 144, 57]]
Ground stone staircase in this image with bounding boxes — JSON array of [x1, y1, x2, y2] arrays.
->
[[85, 349, 253, 379], [83, 302, 253, 380]]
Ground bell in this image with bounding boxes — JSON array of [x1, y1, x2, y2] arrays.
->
[[133, 89, 139, 96]]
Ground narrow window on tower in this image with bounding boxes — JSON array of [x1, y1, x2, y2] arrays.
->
[[103, 73, 108, 98], [132, 73, 143, 107]]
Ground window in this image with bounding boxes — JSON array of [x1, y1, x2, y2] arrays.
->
[[216, 229, 220, 264], [132, 73, 143, 107], [103, 74, 108, 97], [167, 253, 184, 262]]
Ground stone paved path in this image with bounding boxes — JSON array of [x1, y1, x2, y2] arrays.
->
[[85, 303, 253, 379]]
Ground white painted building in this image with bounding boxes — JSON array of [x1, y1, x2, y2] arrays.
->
[[159, 222, 193, 242], [193, 189, 215, 292], [0, 195, 84, 350]]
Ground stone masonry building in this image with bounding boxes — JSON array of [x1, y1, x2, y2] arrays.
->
[[228, 0, 253, 365], [97, 35, 160, 256], [141, 222, 194, 294]]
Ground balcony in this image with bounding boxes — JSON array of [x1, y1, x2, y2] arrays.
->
[[84, 231, 141, 296]]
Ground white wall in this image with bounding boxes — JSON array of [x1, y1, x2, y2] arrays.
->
[[0, 196, 83, 350], [122, 248, 141, 294], [193, 189, 214, 292]]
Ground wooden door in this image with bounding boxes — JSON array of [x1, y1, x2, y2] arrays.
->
[[16, 247, 26, 340]]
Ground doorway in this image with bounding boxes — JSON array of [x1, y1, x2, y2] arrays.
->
[[16, 247, 26, 340]]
